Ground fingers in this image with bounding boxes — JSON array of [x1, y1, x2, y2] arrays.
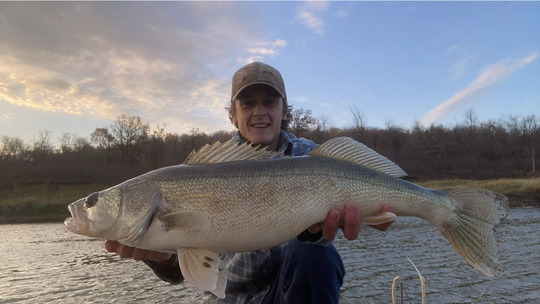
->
[[342, 204, 361, 240], [367, 204, 396, 231], [307, 222, 323, 234], [316, 203, 395, 241], [322, 209, 340, 241], [103, 240, 171, 262]]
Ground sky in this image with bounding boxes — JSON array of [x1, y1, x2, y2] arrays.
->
[[0, 1, 539, 146]]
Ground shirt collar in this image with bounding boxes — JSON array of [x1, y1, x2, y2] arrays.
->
[[230, 130, 292, 155]]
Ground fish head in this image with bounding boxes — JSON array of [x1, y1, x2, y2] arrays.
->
[[64, 177, 161, 245]]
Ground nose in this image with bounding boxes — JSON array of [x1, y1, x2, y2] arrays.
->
[[253, 103, 267, 117], [84, 192, 99, 208]]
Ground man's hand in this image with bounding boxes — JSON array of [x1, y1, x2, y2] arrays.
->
[[104, 240, 171, 262], [308, 203, 395, 241]]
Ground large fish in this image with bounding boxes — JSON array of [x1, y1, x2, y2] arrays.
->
[[65, 137, 509, 298]]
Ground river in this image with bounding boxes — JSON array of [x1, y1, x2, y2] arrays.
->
[[0, 208, 538, 303]]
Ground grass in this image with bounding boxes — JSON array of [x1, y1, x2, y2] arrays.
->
[[417, 178, 540, 207], [0, 178, 538, 223], [0, 182, 110, 224]]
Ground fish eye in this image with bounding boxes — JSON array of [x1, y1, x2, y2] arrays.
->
[[84, 192, 99, 208]]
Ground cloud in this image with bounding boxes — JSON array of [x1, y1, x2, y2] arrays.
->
[[237, 39, 287, 65], [334, 9, 348, 19], [448, 57, 470, 80], [446, 43, 478, 80], [0, 113, 12, 120], [421, 54, 538, 126], [0, 2, 285, 135], [297, 1, 329, 35]]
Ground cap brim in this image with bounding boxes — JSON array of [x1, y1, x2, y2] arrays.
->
[[231, 82, 286, 102]]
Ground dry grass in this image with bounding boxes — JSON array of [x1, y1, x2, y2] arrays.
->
[[417, 178, 540, 207]]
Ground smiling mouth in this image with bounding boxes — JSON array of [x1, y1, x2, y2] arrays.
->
[[251, 123, 269, 128]]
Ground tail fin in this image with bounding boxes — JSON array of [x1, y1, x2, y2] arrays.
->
[[438, 188, 509, 277]]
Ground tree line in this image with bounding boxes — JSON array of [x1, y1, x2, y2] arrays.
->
[[1, 109, 538, 187]]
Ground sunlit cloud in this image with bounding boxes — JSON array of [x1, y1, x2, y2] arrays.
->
[[0, 113, 12, 120], [0, 2, 280, 135], [297, 1, 329, 35], [421, 54, 538, 126]]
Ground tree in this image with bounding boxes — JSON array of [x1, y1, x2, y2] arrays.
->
[[110, 115, 150, 164], [31, 130, 54, 161], [506, 114, 540, 175], [60, 133, 76, 154], [0, 136, 27, 160], [350, 105, 366, 141], [289, 107, 317, 137], [90, 128, 114, 149]]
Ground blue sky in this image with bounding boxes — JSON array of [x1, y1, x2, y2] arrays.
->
[[0, 1, 538, 146]]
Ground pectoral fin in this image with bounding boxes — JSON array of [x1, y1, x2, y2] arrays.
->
[[360, 211, 397, 225], [159, 211, 210, 231], [177, 248, 227, 299]]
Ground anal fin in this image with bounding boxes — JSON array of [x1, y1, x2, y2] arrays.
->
[[178, 248, 227, 298], [360, 211, 397, 225]]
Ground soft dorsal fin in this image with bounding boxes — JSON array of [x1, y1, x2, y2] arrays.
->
[[309, 137, 407, 177], [184, 141, 283, 165]]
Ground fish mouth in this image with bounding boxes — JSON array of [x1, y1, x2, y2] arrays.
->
[[64, 199, 89, 235]]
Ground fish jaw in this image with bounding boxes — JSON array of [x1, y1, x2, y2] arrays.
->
[[64, 198, 92, 237]]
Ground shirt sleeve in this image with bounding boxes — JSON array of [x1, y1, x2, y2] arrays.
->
[[143, 254, 184, 285]]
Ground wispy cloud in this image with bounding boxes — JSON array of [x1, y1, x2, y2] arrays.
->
[[297, 1, 329, 35], [237, 39, 287, 64], [421, 54, 538, 126], [448, 57, 471, 80], [446, 43, 478, 80]]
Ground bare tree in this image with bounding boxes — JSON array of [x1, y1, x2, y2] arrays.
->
[[463, 108, 479, 129], [0, 136, 27, 160], [350, 105, 366, 141], [32, 130, 54, 160], [60, 133, 76, 154], [110, 115, 150, 164]]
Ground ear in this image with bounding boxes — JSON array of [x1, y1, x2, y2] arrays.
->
[[281, 98, 288, 120]]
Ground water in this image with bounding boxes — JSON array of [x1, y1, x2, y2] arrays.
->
[[1, 208, 538, 303]]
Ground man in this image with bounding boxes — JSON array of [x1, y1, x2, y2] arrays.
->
[[105, 62, 395, 303]]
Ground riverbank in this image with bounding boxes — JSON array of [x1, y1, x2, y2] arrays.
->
[[1, 178, 538, 224]]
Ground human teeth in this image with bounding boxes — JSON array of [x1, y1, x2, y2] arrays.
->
[[252, 124, 268, 127]]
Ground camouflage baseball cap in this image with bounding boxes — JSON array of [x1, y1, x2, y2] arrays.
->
[[231, 62, 286, 102]]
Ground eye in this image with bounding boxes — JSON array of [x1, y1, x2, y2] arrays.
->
[[238, 99, 255, 108], [264, 98, 279, 106], [84, 192, 99, 208]]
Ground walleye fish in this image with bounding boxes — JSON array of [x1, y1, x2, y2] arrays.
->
[[65, 137, 509, 298]]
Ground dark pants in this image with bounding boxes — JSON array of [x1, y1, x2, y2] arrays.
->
[[261, 239, 345, 304]]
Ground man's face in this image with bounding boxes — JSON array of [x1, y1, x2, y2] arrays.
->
[[233, 84, 286, 151]]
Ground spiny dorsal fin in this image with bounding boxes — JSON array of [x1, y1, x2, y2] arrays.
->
[[309, 137, 407, 177], [184, 141, 283, 165]]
